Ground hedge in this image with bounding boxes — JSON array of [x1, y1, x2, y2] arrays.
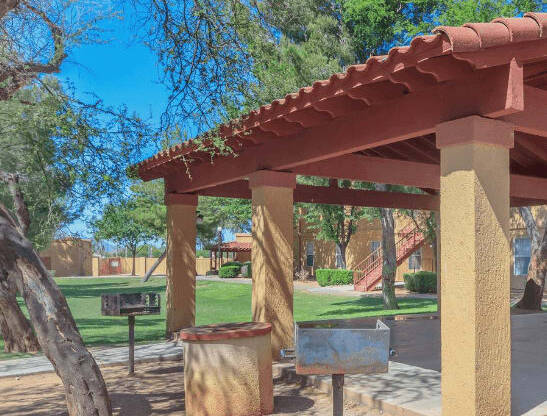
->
[[221, 261, 242, 272], [205, 270, 218, 276], [241, 261, 252, 278], [219, 265, 240, 278], [316, 269, 354, 287], [403, 271, 437, 293]]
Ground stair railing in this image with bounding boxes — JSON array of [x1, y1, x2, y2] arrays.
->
[[353, 224, 423, 289]]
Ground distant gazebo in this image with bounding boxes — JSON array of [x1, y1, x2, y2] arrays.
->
[[138, 13, 547, 416], [211, 240, 251, 269]]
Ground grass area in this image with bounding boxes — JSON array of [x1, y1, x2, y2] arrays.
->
[[0, 277, 437, 361]]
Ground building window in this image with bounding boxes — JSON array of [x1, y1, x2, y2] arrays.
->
[[335, 245, 343, 269], [370, 241, 381, 261], [306, 242, 314, 267], [408, 248, 422, 271], [514, 237, 531, 276]]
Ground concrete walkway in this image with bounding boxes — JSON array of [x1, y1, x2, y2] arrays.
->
[[0, 342, 182, 378], [283, 313, 546, 416], [197, 275, 437, 299]]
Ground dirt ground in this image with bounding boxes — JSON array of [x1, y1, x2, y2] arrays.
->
[[0, 361, 390, 416]]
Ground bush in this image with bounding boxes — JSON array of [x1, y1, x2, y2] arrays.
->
[[205, 270, 218, 276], [222, 261, 242, 269], [241, 261, 252, 278], [404, 271, 437, 293], [315, 269, 354, 287], [219, 265, 240, 278]]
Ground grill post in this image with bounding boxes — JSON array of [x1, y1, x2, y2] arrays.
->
[[128, 315, 135, 375], [332, 373, 344, 416]]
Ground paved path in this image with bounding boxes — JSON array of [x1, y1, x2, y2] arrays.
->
[[197, 275, 437, 299], [0, 342, 182, 378]]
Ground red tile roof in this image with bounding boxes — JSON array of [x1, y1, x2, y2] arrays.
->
[[137, 12, 547, 180], [219, 241, 251, 252]]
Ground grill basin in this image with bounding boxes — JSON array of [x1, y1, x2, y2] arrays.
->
[[101, 292, 160, 316], [295, 318, 390, 375]]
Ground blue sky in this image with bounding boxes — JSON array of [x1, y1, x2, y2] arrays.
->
[[60, 10, 169, 134], [60, 9, 167, 240], [58, 9, 237, 245]]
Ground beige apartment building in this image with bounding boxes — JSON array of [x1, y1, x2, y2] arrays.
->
[[295, 207, 545, 290]]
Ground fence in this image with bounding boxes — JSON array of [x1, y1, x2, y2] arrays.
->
[[92, 256, 212, 277]]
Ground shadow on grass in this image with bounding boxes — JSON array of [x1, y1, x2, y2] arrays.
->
[[316, 297, 437, 317], [57, 282, 166, 299]]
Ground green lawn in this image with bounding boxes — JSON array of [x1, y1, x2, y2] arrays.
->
[[0, 277, 437, 360]]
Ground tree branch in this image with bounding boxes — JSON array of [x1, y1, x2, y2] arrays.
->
[[0, 170, 30, 235]]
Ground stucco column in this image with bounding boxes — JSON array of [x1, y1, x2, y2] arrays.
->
[[249, 171, 295, 359], [165, 192, 198, 336], [436, 116, 513, 416]]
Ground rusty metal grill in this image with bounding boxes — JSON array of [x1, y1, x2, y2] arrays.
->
[[101, 293, 160, 316]]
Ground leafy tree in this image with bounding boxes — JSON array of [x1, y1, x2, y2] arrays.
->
[[94, 200, 156, 276], [299, 177, 375, 269]]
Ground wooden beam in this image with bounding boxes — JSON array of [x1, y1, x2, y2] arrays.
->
[[293, 154, 440, 189], [510, 174, 547, 201], [197, 176, 547, 207], [197, 180, 440, 210], [502, 86, 547, 137], [165, 63, 523, 193], [294, 184, 439, 210]]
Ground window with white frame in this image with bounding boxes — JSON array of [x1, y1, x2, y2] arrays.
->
[[513, 237, 531, 276], [335, 245, 343, 268], [306, 242, 314, 267], [408, 248, 422, 271], [370, 241, 381, 261]]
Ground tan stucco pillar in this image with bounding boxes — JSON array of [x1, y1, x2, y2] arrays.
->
[[436, 116, 513, 416], [165, 193, 198, 337], [249, 171, 295, 359]]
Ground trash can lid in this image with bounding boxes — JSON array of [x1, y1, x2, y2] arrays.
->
[[180, 321, 272, 341]]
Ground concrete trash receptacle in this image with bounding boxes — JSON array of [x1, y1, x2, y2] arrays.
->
[[180, 322, 273, 416]]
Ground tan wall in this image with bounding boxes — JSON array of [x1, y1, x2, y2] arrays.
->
[[40, 239, 93, 277], [235, 233, 252, 244], [196, 257, 211, 275], [92, 256, 211, 277], [92, 256, 99, 276]]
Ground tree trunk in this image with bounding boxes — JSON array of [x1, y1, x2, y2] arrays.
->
[[142, 249, 166, 282], [336, 242, 347, 269], [0, 205, 112, 415], [379, 207, 399, 309], [516, 207, 546, 310], [0, 288, 39, 353], [131, 248, 136, 276], [375, 183, 399, 309]]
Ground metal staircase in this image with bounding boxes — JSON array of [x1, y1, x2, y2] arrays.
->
[[353, 225, 426, 292]]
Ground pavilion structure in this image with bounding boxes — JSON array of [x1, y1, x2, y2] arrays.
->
[[137, 13, 547, 416], [210, 240, 251, 270]]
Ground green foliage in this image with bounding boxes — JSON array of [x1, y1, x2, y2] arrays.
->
[[404, 271, 437, 293], [218, 265, 240, 278], [222, 261, 243, 268], [196, 249, 210, 257], [241, 261, 252, 278], [298, 177, 375, 267], [93, 200, 156, 257], [198, 196, 251, 236], [316, 269, 355, 287]]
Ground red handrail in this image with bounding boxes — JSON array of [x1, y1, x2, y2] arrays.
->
[[354, 224, 424, 289]]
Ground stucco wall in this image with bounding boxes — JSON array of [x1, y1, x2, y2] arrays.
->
[[40, 239, 93, 277], [91, 256, 211, 276], [295, 215, 436, 282]]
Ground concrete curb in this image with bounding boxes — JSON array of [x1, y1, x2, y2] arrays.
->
[[275, 363, 433, 416]]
